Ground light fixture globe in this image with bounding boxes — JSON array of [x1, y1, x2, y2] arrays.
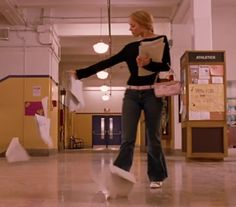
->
[[93, 41, 109, 54], [102, 94, 110, 101], [96, 71, 109, 79], [100, 84, 109, 92]]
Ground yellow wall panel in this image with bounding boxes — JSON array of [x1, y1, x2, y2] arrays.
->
[[0, 77, 59, 153], [23, 77, 50, 149], [0, 78, 24, 152], [73, 114, 92, 148], [24, 116, 48, 148], [23, 78, 58, 149]]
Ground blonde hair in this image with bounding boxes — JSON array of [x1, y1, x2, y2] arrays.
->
[[130, 10, 154, 33]]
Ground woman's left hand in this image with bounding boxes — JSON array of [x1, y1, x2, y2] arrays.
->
[[136, 55, 151, 67]]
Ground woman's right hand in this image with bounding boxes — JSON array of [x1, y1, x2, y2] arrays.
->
[[67, 70, 76, 75], [68, 68, 89, 80], [66, 70, 77, 78], [136, 55, 151, 67]]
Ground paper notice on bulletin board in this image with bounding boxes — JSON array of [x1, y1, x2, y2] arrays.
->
[[189, 84, 224, 112], [189, 111, 210, 120]]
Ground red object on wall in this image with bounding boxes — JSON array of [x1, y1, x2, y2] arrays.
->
[[25, 101, 44, 116]]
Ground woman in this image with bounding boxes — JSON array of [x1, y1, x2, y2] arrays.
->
[[75, 10, 170, 188]]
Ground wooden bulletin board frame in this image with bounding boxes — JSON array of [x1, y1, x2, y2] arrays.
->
[[180, 51, 228, 159]]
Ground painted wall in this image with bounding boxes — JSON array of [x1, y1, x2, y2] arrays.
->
[[0, 78, 24, 151], [0, 25, 60, 154], [171, 24, 193, 150], [72, 114, 93, 148], [0, 77, 58, 152], [212, 5, 236, 81]]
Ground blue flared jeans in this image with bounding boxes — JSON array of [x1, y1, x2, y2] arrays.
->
[[113, 88, 168, 182]]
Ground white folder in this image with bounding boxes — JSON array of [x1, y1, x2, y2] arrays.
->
[[138, 37, 165, 76]]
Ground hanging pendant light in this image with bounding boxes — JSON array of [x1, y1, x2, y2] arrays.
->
[[96, 71, 109, 79], [93, 8, 109, 54], [102, 94, 110, 101], [98, 1, 112, 100], [93, 41, 109, 54], [100, 84, 109, 92]]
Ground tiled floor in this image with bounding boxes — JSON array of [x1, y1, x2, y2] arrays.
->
[[1, 148, 236, 207]]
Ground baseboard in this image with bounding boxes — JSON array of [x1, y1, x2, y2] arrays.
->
[[164, 148, 185, 156], [27, 149, 58, 156], [0, 149, 58, 157]]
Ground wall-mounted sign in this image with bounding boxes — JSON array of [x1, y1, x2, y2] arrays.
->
[[33, 86, 41, 97], [188, 51, 224, 62]]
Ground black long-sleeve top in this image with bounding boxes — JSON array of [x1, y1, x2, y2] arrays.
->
[[76, 35, 170, 86]]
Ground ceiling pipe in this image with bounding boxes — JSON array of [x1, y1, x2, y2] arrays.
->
[[0, 0, 26, 25]]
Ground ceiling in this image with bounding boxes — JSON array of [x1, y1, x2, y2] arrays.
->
[[0, 0, 234, 87], [0, 0, 185, 87]]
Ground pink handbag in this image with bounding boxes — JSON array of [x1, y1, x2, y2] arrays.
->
[[154, 80, 181, 97], [154, 68, 181, 97]]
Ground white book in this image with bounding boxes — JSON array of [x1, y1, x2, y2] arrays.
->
[[138, 37, 165, 76]]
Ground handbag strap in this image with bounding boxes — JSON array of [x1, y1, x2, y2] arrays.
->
[[154, 63, 175, 83]]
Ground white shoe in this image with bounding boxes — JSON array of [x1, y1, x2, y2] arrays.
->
[[150, 181, 162, 189]]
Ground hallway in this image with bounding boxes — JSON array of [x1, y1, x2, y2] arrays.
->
[[0, 150, 236, 207]]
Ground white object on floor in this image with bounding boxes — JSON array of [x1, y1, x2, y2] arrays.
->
[[5, 137, 30, 163], [93, 164, 136, 199]]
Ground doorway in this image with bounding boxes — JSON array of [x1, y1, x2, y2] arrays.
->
[[92, 115, 122, 148]]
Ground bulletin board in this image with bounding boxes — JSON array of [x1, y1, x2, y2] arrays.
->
[[180, 51, 226, 121], [180, 51, 227, 159]]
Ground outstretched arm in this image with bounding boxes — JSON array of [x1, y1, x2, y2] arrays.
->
[[75, 48, 125, 79]]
